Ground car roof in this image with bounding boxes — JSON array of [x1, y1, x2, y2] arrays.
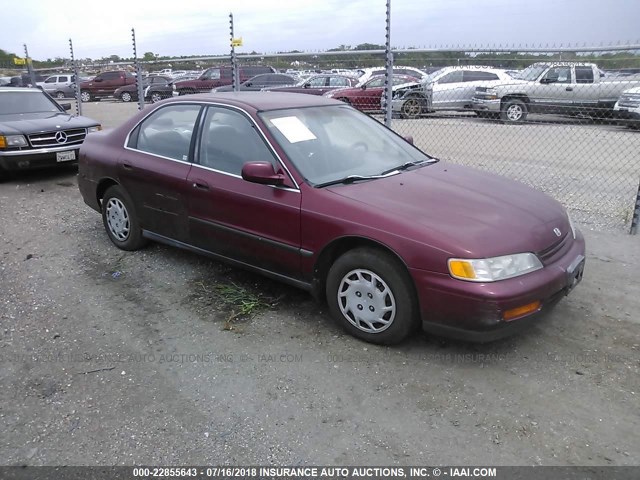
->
[[163, 91, 342, 111], [0, 87, 43, 93]]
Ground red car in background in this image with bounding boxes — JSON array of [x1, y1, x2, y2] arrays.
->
[[265, 74, 358, 96], [324, 74, 419, 112]]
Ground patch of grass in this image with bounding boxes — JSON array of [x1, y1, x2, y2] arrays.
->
[[197, 281, 273, 331]]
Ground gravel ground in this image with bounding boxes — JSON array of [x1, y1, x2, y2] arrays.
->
[[0, 100, 639, 466]]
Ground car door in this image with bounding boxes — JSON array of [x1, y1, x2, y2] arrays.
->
[[119, 103, 202, 241], [352, 77, 384, 110], [186, 105, 302, 278], [431, 70, 464, 109], [536, 66, 575, 114]]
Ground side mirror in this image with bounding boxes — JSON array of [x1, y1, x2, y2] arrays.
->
[[404, 135, 414, 145], [61, 103, 72, 111], [241, 162, 285, 186], [540, 77, 554, 84]]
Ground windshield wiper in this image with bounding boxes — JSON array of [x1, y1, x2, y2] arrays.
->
[[315, 173, 396, 188], [380, 158, 438, 176]]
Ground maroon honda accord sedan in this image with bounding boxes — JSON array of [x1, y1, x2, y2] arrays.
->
[[78, 92, 585, 344]]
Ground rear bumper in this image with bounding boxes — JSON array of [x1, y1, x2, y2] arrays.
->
[[0, 147, 79, 171], [410, 230, 586, 342]]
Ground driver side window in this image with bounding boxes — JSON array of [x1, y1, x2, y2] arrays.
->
[[198, 107, 277, 176]]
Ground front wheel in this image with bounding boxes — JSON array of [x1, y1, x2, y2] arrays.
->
[[326, 248, 418, 345], [400, 95, 424, 119], [150, 92, 163, 103], [501, 99, 528, 123], [101, 185, 147, 251], [80, 90, 92, 102]]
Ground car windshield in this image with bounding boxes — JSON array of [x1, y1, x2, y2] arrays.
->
[[0, 91, 61, 115], [515, 65, 548, 81], [259, 105, 434, 185]]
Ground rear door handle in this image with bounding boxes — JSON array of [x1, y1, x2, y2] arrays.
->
[[192, 181, 209, 190], [566, 87, 573, 91]]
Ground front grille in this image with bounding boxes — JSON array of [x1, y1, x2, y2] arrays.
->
[[28, 128, 87, 148], [537, 232, 571, 265]]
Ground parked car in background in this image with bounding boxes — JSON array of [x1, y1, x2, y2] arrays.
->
[[174, 65, 276, 95], [79, 70, 136, 102], [78, 92, 585, 345], [212, 73, 297, 92], [324, 74, 420, 112], [391, 66, 513, 119], [114, 75, 172, 102], [265, 74, 358, 95], [0, 87, 101, 179], [356, 66, 428, 86], [614, 86, 640, 129], [471, 62, 640, 123], [39, 73, 77, 99]]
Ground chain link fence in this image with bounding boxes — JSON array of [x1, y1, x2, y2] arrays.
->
[[8, 39, 639, 232]]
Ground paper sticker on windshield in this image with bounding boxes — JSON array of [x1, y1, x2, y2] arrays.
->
[[271, 116, 316, 143]]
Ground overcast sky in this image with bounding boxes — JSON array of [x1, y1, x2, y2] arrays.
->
[[2, 0, 639, 60]]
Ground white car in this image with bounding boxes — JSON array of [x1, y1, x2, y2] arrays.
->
[[390, 66, 513, 119], [356, 66, 428, 87], [38, 74, 77, 99], [614, 86, 640, 129]]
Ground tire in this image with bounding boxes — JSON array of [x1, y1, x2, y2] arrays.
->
[[101, 185, 147, 251], [120, 91, 133, 102], [150, 92, 163, 103], [54, 91, 65, 99], [501, 99, 528, 123], [326, 248, 418, 345], [399, 95, 424, 119], [80, 90, 92, 102]]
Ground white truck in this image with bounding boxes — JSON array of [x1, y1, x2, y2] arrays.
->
[[471, 62, 640, 123]]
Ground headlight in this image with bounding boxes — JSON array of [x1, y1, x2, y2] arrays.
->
[[448, 253, 542, 282], [0, 135, 28, 148], [567, 213, 576, 239], [87, 126, 102, 133]]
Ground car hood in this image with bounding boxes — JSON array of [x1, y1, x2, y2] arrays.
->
[[0, 112, 99, 135], [392, 81, 421, 92], [326, 162, 570, 258]]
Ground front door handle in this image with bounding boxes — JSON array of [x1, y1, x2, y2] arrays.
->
[[566, 87, 573, 91], [122, 163, 134, 170], [192, 181, 209, 191]]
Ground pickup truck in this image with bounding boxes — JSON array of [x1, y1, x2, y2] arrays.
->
[[471, 62, 640, 123], [78, 70, 136, 102]]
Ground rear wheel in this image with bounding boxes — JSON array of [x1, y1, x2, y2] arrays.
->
[[326, 248, 418, 345], [120, 91, 133, 102], [101, 185, 147, 251], [54, 91, 65, 99], [150, 92, 163, 103]]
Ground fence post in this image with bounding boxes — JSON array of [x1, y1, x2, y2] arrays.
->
[[383, 0, 393, 127], [69, 39, 82, 116], [131, 28, 145, 111], [229, 13, 239, 92], [630, 177, 640, 235]]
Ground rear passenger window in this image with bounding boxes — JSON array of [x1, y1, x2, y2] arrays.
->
[[575, 67, 594, 84], [129, 104, 201, 162]]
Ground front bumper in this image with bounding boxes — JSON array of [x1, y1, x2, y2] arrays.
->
[[471, 98, 501, 113], [613, 107, 640, 126], [410, 230, 586, 342], [0, 146, 80, 172]]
